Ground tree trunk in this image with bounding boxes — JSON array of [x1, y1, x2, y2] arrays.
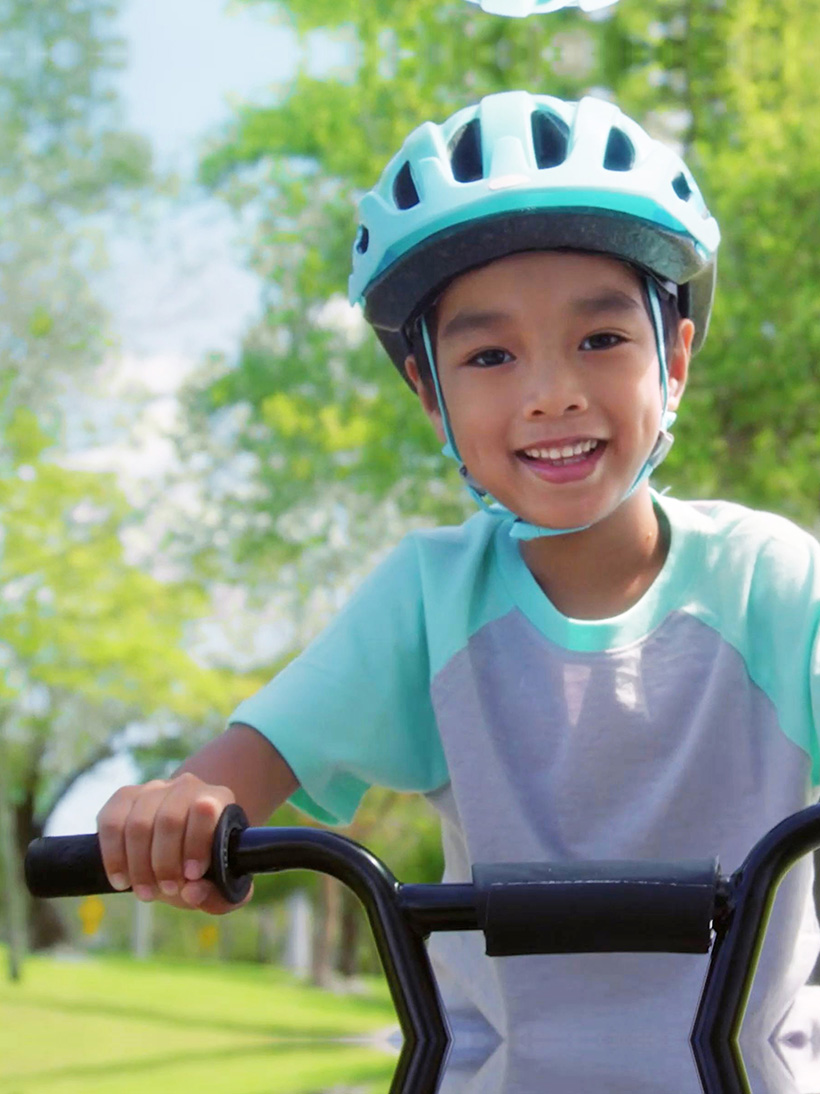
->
[[0, 727, 27, 978], [15, 793, 68, 951], [311, 873, 341, 988], [337, 886, 361, 978]]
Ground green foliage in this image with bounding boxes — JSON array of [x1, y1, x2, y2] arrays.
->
[[604, 0, 820, 524]]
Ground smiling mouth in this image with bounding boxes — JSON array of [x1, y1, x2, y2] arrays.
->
[[518, 439, 605, 467]]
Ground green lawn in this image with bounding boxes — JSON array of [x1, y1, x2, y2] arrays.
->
[[0, 952, 398, 1093]]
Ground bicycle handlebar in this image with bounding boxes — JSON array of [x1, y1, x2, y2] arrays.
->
[[26, 805, 719, 955], [24, 801, 820, 1094]]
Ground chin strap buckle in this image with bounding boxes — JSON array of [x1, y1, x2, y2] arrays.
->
[[648, 429, 674, 473]]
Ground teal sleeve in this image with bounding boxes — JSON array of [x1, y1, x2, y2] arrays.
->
[[229, 535, 449, 825], [680, 506, 820, 783], [736, 516, 820, 783]]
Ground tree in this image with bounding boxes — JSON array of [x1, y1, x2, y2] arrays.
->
[[0, 0, 153, 973], [0, 411, 266, 954]]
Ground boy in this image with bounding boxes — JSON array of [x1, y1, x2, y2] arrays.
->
[[97, 92, 820, 1091]]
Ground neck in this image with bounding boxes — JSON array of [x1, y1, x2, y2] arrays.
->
[[519, 489, 668, 620]]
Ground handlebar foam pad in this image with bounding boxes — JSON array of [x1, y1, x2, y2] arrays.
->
[[472, 859, 719, 955]]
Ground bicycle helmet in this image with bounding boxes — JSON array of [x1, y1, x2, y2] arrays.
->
[[348, 91, 720, 538]]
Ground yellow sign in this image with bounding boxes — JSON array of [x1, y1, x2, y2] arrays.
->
[[198, 924, 219, 953], [78, 895, 105, 936]]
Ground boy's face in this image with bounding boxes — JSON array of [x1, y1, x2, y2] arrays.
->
[[406, 250, 693, 534]]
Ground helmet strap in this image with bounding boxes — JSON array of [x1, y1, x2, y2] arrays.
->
[[621, 278, 676, 499]]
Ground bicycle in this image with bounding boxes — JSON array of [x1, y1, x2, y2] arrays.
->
[[25, 801, 820, 1094]]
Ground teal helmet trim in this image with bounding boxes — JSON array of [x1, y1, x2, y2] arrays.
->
[[366, 190, 704, 318], [419, 278, 675, 540], [373, 189, 701, 290]]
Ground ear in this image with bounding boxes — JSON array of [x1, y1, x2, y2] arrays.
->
[[666, 318, 694, 413], [405, 355, 447, 445]]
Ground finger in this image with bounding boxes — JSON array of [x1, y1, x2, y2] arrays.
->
[[150, 775, 209, 897], [181, 879, 254, 916], [122, 781, 173, 900], [97, 786, 142, 892], [181, 785, 235, 885]]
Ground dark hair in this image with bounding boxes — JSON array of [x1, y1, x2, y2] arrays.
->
[[408, 273, 682, 395]]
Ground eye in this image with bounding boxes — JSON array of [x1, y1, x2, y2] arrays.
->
[[467, 347, 514, 368], [580, 332, 626, 351]]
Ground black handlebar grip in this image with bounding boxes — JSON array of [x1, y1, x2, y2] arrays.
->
[[472, 859, 720, 956], [25, 833, 112, 898], [24, 803, 252, 905]]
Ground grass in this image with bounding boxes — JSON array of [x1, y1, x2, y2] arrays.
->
[[0, 951, 398, 1093]]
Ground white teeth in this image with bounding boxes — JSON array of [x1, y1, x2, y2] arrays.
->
[[523, 439, 599, 461]]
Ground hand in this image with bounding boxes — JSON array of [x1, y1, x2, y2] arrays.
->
[[97, 772, 253, 915]]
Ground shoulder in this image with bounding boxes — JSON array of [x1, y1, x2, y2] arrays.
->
[[402, 510, 501, 553], [344, 512, 501, 612], [399, 511, 504, 580], [661, 494, 820, 605]]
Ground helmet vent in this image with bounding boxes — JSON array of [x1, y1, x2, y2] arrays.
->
[[448, 119, 483, 183], [531, 110, 569, 169], [603, 128, 635, 171], [672, 172, 692, 201], [355, 225, 369, 254], [393, 162, 420, 210]]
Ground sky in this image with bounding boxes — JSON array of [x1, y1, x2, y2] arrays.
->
[[102, 0, 300, 361], [115, 0, 298, 170], [47, 0, 316, 835]]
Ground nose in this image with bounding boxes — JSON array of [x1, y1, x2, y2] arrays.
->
[[521, 355, 588, 419]]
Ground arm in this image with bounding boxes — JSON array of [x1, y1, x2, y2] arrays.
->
[[175, 723, 298, 825], [97, 724, 298, 916]]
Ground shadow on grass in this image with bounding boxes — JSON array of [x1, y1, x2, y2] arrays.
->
[[1, 1039, 396, 1089], [4, 991, 397, 1041]]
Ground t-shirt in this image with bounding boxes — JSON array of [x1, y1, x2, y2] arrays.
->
[[230, 494, 820, 1093]]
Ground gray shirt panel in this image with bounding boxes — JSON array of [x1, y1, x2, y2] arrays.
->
[[426, 607, 817, 1070]]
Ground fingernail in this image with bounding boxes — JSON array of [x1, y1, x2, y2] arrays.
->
[[184, 860, 204, 881], [181, 882, 207, 907], [159, 881, 178, 897], [109, 873, 129, 892], [133, 885, 155, 902]]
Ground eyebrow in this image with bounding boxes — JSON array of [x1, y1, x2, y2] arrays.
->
[[438, 289, 643, 342], [571, 290, 643, 318], [439, 309, 511, 342]]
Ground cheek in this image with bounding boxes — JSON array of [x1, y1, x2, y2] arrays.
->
[[446, 383, 513, 453], [617, 361, 663, 427]]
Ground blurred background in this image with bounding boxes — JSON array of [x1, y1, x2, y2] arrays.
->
[[1, 0, 819, 1090]]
